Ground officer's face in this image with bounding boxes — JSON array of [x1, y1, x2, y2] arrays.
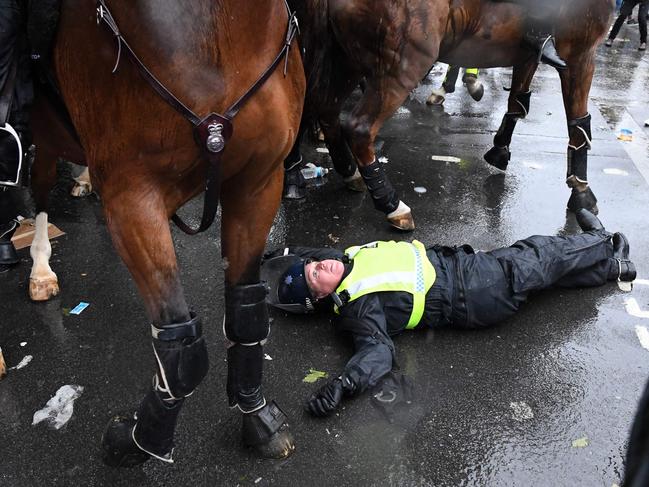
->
[[305, 260, 345, 299]]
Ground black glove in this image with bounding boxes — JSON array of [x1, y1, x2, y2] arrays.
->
[[305, 377, 344, 417]]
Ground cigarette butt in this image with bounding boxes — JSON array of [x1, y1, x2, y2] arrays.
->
[[0, 347, 7, 379]]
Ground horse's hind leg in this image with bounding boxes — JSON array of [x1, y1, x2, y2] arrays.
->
[[221, 166, 294, 458], [70, 166, 92, 197], [100, 187, 208, 467], [343, 79, 419, 231], [559, 53, 598, 214], [28, 137, 59, 301], [484, 60, 538, 170]]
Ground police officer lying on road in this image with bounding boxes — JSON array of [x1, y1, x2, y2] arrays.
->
[[262, 209, 636, 417]]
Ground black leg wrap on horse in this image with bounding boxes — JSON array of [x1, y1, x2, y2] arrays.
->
[[151, 313, 209, 400], [241, 400, 288, 446], [359, 160, 400, 214], [567, 146, 588, 183], [132, 389, 184, 462], [227, 343, 265, 412], [566, 114, 592, 183], [514, 90, 532, 117], [224, 283, 269, 344], [283, 158, 307, 200], [493, 113, 519, 148], [225, 283, 269, 412]]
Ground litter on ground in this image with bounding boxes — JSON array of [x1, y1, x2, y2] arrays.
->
[[69, 302, 90, 315], [431, 155, 462, 163], [32, 385, 84, 430], [303, 369, 328, 383], [10, 355, 33, 370]]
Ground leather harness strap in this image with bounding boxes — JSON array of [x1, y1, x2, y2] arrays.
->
[[96, 0, 299, 235]]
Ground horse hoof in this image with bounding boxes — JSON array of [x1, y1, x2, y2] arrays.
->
[[252, 424, 295, 459], [426, 90, 446, 106], [29, 277, 60, 301], [388, 211, 415, 231], [70, 181, 92, 197], [283, 184, 306, 200], [484, 146, 510, 171], [101, 415, 151, 468], [242, 401, 295, 459], [466, 80, 484, 102], [283, 168, 306, 200], [344, 170, 365, 192], [567, 187, 598, 214]]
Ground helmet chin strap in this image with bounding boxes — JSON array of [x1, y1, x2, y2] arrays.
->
[[330, 292, 344, 307]]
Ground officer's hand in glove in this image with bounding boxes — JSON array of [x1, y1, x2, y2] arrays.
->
[[306, 377, 344, 417]]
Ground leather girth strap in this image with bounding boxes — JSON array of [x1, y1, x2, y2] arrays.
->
[[96, 0, 299, 235]]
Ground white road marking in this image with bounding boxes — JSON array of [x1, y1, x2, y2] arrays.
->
[[626, 297, 649, 319], [635, 326, 649, 351]]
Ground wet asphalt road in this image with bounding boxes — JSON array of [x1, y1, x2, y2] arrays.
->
[[1, 32, 649, 487]]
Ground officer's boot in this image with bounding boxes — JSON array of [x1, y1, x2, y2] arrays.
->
[[523, 27, 567, 70]]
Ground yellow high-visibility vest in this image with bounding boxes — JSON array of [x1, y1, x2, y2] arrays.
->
[[334, 240, 436, 329]]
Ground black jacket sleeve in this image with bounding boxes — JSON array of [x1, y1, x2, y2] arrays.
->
[[336, 294, 395, 395]]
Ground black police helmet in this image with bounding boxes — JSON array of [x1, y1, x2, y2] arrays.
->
[[278, 261, 315, 312]]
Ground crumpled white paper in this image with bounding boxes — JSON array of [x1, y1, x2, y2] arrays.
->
[[32, 385, 84, 430]]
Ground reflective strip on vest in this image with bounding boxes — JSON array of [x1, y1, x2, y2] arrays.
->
[[335, 240, 436, 329]]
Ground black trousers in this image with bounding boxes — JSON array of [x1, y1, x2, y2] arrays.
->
[[609, 0, 648, 43], [445, 232, 614, 328]]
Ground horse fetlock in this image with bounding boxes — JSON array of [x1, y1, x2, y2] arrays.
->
[[102, 414, 152, 468], [70, 180, 92, 197], [152, 314, 209, 400], [359, 160, 400, 214], [465, 79, 484, 102], [344, 168, 365, 192], [283, 163, 306, 200], [227, 343, 265, 411], [242, 400, 295, 459], [567, 186, 598, 214], [29, 275, 60, 301], [426, 88, 446, 105], [484, 145, 511, 171], [387, 201, 415, 231]]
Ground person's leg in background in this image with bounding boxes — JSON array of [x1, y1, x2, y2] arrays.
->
[[638, 0, 647, 49], [607, 0, 638, 46]]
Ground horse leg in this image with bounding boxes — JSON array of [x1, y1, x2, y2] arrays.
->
[[28, 138, 59, 301], [100, 188, 208, 467], [343, 81, 418, 231], [559, 54, 598, 214], [282, 122, 308, 200], [484, 60, 538, 170], [426, 65, 460, 106], [319, 93, 366, 192], [70, 166, 92, 197], [221, 167, 294, 458]]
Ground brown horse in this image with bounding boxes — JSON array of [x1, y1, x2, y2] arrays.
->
[[29, 0, 305, 466], [287, 0, 613, 229]]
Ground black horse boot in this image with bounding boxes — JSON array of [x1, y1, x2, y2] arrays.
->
[[0, 217, 19, 272], [523, 30, 567, 70]]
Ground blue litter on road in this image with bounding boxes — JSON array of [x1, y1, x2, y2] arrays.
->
[[70, 302, 90, 315]]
